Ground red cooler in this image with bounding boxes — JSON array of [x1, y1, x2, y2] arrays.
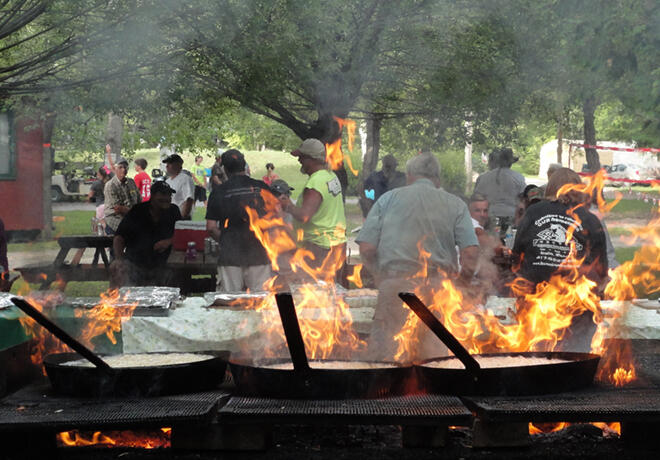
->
[[173, 220, 207, 251]]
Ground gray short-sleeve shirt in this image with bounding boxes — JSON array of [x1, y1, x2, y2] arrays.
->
[[356, 178, 478, 274]]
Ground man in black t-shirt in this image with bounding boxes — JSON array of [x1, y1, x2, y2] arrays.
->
[[110, 181, 181, 288], [512, 198, 607, 287], [206, 149, 273, 292]]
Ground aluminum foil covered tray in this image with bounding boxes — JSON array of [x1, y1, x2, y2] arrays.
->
[[203, 291, 269, 308], [65, 287, 180, 317], [0, 292, 15, 310]]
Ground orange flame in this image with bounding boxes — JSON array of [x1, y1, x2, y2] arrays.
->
[[325, 117, 358, 175], [16, 289, 137, 369], [529, 422, 569, 434], [346, 264, 364, 288], [529, 422, 620, 436], [241, 189, 364, 360], [56, 428, 171, 449], [390, 172, 650, 387]]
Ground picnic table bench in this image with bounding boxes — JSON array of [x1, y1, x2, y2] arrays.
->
[[17, 236, 217, 294], [17, 235, 113, 289]]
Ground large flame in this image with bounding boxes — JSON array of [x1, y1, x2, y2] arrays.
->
[[325, 117, 358, 175], [242, 189, 364, 360], [16, 288, 137, 369], [391, 172, 656, 386]]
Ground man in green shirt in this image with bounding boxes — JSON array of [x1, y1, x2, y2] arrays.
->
[[280, 138, 347, 282]]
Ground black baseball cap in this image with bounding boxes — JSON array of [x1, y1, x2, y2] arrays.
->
[[151, 180, 175, 195], [270, 179, 294, 196]]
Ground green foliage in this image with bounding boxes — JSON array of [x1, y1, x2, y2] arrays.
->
[[436, 150, 467, 196]]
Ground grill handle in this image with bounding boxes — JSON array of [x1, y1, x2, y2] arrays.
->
[[11, 297, 113, 372], [275, 293, 310, 371], [399, 292, 480, 375]]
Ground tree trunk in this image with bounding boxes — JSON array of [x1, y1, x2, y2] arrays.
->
[[582, 96, 600, 172], [362, 115, 382, 177], [105, 112, 123, 160], [556, 115, 563, 164], [464, 118, 473, 195], [41, 112, 56, 240]]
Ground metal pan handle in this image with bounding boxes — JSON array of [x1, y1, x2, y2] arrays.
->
[[398, 292, 480, 375], [11, 297, 113, 372], [274, 293, 310, 371]]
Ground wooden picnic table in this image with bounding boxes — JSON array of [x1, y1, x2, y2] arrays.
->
[[17, 235, 113, 290], [17, 236, 218, 294]]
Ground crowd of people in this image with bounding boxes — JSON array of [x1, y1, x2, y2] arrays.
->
[[98, 140, 348, 293], [13, 140, 610, 357]]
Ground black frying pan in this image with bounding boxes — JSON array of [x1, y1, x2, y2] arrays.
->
[[229, 293, 412, 399], [399, 292, 600, 396], [12, 297, 229, 397]]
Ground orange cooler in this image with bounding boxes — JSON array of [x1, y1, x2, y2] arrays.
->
[[173, 220, 207, 251]]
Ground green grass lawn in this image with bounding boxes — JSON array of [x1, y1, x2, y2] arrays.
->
[[614, 246, 639, 264], [607, 227, 633, 237], [606, 198, 657, 219], [59, 147, 312, 201]]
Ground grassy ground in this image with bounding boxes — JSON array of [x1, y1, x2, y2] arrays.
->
[[606, 198, 657, 219], [60, 147, 311, 200]]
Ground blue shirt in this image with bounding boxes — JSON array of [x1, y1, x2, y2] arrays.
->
[[356, 178, 478, 274]]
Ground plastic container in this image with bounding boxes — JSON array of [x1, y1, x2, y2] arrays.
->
[[173, 220, 207, 250]]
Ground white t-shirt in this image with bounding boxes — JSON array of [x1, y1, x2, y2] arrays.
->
[[166, 172, 195, 214]]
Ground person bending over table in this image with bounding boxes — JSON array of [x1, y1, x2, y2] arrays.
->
[[110, 181, 181, 288]]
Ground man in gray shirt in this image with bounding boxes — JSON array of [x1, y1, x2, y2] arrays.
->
[[356, 154, 479, 362], [473, 148, 525, 234]]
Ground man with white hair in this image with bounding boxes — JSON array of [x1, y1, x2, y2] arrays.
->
[[356, 153, 479, 361]]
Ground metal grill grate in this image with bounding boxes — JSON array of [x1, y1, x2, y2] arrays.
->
[[219, 394, 472, 426], [464, 387, 660, 423], [0, 384, 230, 431]]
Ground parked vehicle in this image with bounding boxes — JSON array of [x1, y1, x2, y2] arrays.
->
[[606, 163, 655, 186], [51, 162, 99, 202]]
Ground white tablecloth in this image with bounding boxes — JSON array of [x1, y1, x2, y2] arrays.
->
[[121, 297, 375, 354], [121, 296, 659, 354]]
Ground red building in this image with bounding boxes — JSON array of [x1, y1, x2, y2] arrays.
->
[[0, 112, 46, 239]]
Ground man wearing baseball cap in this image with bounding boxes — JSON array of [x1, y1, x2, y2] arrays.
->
[[110, 181, 181, 288], [281, 138, 347, 280], [104, 158, 141, 235]]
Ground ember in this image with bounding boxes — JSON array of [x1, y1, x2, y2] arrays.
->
[[56, 427, 171, 449]]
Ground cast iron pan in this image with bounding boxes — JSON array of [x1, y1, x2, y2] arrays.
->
[[229, 293, 412, 399], [399, 292, 600, 396], [12, 297, 229, 397], [44, 350, 229, 397]]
